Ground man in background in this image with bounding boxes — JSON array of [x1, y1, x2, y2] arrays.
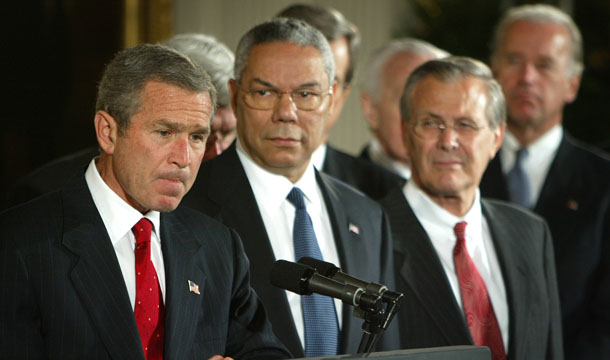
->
[[481, 5, 610, 357], [164, 34, 237, 161], [183, 18, 398, 357], [0, 44, 289, 360], [277, 3, 403, 199], [383, 57, 563, 360], [360, 38, 448, 180], [6, 34, 237, 208]]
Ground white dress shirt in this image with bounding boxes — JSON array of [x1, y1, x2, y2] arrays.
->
[[236, 140, 342, 348], [85, 160, 166, 309], [311, 142, 327, 170], [366, 138, 411, 180], [403, 180, 509, 349], [500, 125, 562, 207]]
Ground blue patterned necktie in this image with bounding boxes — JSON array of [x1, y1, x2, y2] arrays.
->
[[506, 148, 531, 208], [287, 187, 339, 357]]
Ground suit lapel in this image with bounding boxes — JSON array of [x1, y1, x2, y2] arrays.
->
[[61, 177, 144, 360], [206, 147, 304, 356], [160, 211, 206, 359], [315, 171, 359, 351], [383, 188, 472, 345]]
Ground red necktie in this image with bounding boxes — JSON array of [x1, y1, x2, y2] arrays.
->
[[453, 221, 506, 360], [133, 218, 165, 360]]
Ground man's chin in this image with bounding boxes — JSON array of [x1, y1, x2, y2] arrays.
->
[[150, 195, 183, 213]]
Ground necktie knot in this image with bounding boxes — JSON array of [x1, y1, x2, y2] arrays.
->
[[515, 148, 528, 163], [287, 187, 306, 210], [454, 221, 467, 247], [132, 218, 153, 246]]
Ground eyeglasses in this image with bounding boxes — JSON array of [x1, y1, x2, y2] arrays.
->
[[412, 119, 487, 139], [237, 84, 332, 111]]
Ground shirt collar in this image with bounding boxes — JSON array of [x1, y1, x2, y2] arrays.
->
[[84, 159, 161, 245], [501, 125, 563, 172], [403, 179, 483, 238], [236, 139, 319, 215], [311, 143, 327, 170]]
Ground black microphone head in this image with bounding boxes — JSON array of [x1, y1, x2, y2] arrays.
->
[[298, 256, 339, 277], [270, 260, 316, 295]]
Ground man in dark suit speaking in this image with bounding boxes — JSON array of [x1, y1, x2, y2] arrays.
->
[[381, 57, 563, 359], [0, 44, 289, 360], [183, 18, 398, 357]]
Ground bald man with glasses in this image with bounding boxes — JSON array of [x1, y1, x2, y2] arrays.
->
[[183, 18, 399, 358]]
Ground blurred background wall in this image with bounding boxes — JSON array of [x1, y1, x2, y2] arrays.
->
[[2, 0, 609, 209]]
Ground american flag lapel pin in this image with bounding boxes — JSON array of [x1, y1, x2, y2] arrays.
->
[[188, 280, 200, 295], [348, 223, 360, 235]]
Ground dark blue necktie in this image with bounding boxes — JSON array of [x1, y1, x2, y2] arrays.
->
[[507, 148, 531, 208], [287, 187, 339, 357]]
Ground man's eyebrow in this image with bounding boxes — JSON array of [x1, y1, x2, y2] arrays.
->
[[251, 78, 322, 89], [421, 112, 443, 120], [155, 119, 210, 134]]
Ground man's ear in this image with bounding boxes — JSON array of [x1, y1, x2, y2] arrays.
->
[[360, 93, 379, 131], [229, 79, 239, 110], [565, 74, 581, 104], [490, 122, 506, 159], [401, 118, 411, 157], [328, 80, 338, 112], [94, 110, 119, 155]]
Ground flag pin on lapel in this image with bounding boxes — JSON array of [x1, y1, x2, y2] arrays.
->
[[348, 223, 360, 235], [188, 280, 200, 295]]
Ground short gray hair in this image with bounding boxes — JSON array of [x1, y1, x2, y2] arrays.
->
[[96, 44, 217, 134], [400, 56, 506, 129], [490, 4, 583, 77], [276, 4, 360, 87], [163, 33, 234, 107], [234, 17, 335, 86], [362, 38, 449, 102]]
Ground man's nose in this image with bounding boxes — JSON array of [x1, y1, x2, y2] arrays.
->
[[170, 137, 191, 167], [273, 92, 298, 122]]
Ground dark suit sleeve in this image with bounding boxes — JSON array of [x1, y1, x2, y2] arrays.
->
[[0, 207, 46, 358], [224, 228, 292, 360], [542, 223, 564, 360]]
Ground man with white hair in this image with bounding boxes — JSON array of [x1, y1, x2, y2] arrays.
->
[[360, 38, 449, 180], [480, 4, 610, 358]]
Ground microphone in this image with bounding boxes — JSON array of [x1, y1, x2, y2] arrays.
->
[[298, 257, 388, 294], [270, 260, 382, 310]]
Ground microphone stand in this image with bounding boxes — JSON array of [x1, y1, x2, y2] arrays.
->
[[355, 290, 403, 355]]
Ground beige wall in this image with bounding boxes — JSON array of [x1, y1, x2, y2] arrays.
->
[[172, 0, 412, 155]]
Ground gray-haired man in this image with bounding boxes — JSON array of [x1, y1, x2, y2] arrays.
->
[[183, 18, 399, 357]]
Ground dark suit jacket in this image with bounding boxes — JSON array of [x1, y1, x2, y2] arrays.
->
[[182, 145, 400, 357], [381, 187, 563, 360], [0, 175, 290, 360], [322, 144, 404, 200], [480, 134, 610, 359]]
